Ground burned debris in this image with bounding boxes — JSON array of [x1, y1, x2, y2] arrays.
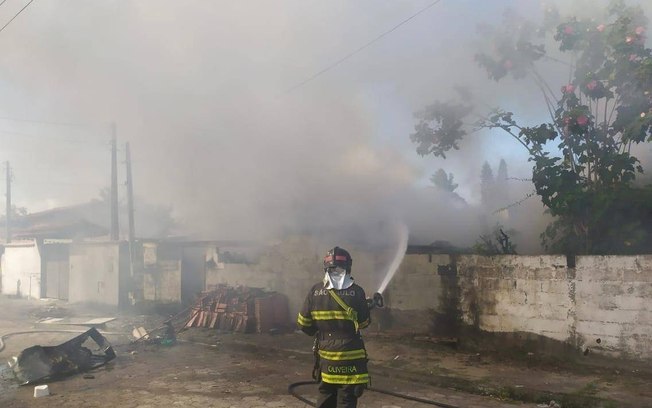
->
[[8, 328, 116, 385], [183, 285, 289, 334]]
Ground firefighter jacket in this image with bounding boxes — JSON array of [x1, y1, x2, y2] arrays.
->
[[297, 282, 371, 385]]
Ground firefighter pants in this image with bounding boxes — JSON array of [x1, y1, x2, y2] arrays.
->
[[316, 381, 364, 408]]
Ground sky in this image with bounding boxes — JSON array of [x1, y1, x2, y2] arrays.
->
[[0, 0, 650, 252]]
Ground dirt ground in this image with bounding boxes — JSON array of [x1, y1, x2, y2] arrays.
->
[[1, 297, 650, 408]]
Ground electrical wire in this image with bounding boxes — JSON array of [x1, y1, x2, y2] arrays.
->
[[283, 0, 445, 94], [0, 0, 9, 9], [0, 129, 108, 145], [0, 0, 36, 35], [0, 116, 102, 129]]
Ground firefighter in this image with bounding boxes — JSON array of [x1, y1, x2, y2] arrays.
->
[[297, 246, 371, 408]]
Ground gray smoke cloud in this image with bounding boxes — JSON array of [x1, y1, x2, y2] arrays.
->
[[0, 0, 649, 252]]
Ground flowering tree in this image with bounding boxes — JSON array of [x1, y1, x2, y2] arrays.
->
[[411, 1, 652, 254]]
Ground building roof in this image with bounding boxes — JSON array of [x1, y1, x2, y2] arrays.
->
[[2, 202, 109, 240]]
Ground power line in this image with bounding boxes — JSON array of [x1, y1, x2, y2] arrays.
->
[[0, 129, 108, 146], [0, 115, 101, 129], [0, 1, 9, 9], [283, 0, 445, 95], [0, 0, 36, 35], [16, 180, 106, 187]]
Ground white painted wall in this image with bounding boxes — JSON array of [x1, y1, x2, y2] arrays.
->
[[0, 241, 42, 299]]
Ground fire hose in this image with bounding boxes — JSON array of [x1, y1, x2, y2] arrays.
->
[[289, 336, 461, 408], [288, 380, 461, 408]]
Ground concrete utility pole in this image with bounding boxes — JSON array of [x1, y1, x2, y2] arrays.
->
[[125, 142, 135, 245], [110, 123, 119, 240], [125, 142, 136, 276], [5, 161, 11, 243]]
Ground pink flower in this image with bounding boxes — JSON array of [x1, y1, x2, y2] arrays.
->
[[562, 84, 575, 94], [596, 24, 606, 32], [626, 35, 634, 44], [629, 54, 638, 62], [587, 80, 598, 90], [564, 26, 574, 35], [635, 26, 646, 36], [576, 115, 589, 126], [563, 116, 572, 125], [503, 60, 513, 70]]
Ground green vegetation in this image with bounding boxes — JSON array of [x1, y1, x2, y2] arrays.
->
[[411, 1, 652, 254]]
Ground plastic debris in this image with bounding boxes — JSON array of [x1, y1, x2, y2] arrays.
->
[[33, 384, 49, 398]]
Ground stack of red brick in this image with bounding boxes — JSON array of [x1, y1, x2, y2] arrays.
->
[[184, 285, 289, 333]]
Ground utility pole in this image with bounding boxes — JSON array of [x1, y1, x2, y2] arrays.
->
[[5, 161, 11, 243], [125, 142, 136, 276], [125, 143, 135, 245], [110, 123, 119, 240]]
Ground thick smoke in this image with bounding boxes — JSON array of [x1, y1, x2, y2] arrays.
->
[[0, 1, 649, 252]]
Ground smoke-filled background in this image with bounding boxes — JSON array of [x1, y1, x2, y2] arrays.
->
[[0, 0, 650, 252]]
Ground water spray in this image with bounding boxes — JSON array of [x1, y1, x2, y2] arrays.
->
[[377, 222, 409, 294]]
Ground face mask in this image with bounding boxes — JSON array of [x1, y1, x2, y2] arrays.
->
[[323, 267, 353, 290]]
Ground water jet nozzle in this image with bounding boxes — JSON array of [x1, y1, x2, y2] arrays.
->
[[366, 292, 384, 309]]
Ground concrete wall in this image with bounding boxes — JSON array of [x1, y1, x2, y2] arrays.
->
[[139, 242, 212, 304], [0, 240, 41, 299], [574, 256, 652, 358], [377, 254, 450, 333], [457, 255, 573, 339], [68, 242, 126, 306], [203, 242, 652, 360], [143, 260, 181, 303], [457, 255, 652, 360], [204, 237, 393, 323]]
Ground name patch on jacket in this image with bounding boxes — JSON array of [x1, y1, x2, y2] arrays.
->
[[327, 365, 358, 374], [313, 289, 356, 297]]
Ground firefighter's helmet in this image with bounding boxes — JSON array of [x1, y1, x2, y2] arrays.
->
[[323, 246, 353, 273]]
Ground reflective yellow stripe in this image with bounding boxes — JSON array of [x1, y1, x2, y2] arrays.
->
[[359, 318, 370, 329], [297, 313, 313, 327], [318, 349, 366, 361], [311, 310, 350, 320], [321, 373, 369, 384]]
